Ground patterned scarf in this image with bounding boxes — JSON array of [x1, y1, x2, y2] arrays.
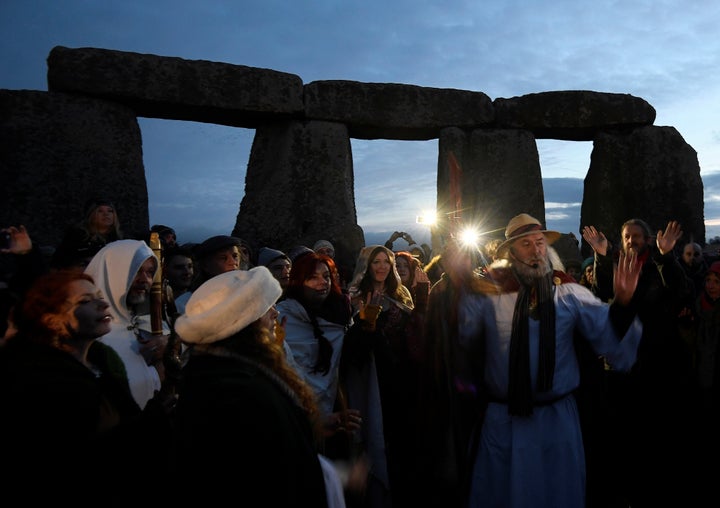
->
[[507, 272, 556, 416]]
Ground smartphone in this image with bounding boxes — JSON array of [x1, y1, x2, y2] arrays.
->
[[0, 232, 11, 250]]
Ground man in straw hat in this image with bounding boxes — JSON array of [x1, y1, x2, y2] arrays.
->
[[446, 213, 645, 508]]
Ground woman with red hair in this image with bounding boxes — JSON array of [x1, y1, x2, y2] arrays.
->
[[0, 270, 172, 505], [276, 252, 368, 500], [277, 252, 359, 436]]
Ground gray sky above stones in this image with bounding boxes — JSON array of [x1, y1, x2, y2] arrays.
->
[[2, 0, 719, 246]]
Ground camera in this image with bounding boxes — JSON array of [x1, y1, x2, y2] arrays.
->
[[0, 231, 11, 250]]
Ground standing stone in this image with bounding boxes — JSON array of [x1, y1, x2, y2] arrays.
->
[[581, 125, 704, 256], [0, 90, 148, 248], [436, 127, 546, 250], [0, 45, 705, 261], [232, 120, 364, 275]]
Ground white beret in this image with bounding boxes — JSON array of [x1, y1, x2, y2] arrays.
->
[[174, 266, 282, 344]]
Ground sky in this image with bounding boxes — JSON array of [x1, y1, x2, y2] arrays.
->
[[2, 0, 720, 247]]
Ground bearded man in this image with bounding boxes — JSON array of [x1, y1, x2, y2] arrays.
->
[[85, 239, 169, 409], [447, 213, 644, 508], [583, 219, 696, 507]]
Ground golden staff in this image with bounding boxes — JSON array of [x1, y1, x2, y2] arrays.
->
[[148, 231, 164, 335]]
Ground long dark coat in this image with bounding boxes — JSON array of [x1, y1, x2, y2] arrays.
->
[[172, 349, 328, 507], [0, 338, 171, 506]]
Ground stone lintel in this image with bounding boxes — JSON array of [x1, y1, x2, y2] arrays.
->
[[304, 80, 494, 140], [47, 46, 305, 128], [494, 90, 656, 141]]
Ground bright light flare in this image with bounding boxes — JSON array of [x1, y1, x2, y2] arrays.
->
[[458, 226, 481, 248], [416, 210, 437, 225]]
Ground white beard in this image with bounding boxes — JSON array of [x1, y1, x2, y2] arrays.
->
[[513, 255, 552, 285]]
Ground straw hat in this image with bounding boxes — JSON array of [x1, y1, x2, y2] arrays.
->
[[495, 213, 561, 257]]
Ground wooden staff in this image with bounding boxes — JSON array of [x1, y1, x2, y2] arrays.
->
[[148, 231, 164, 335]]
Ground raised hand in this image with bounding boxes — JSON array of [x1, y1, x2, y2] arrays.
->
[[136, 329, 169, 366], [582, 226, 608, 256], [357, 291, 373, 320], [323, 408, 363, 437], [613, 249, 641, 305], [0, 225, 32, 255], [656, 221, 683, 255]]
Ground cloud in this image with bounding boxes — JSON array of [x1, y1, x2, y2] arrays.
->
[[4, 0, 720, 248]]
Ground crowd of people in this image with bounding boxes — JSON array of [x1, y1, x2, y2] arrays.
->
[[1, 199, 719, 508]]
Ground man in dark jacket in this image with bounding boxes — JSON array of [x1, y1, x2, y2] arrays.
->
[[583, 219, 696, 508]]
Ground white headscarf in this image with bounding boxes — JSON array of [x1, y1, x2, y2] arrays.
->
[[85, 239, 157, 325], [84, 239, 161, 409]]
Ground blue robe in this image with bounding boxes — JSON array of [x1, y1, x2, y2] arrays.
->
[[465, 280, 642, 508]]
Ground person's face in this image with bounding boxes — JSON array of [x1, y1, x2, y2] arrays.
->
[[510, 232, 551, 279], [302, 261, 332, 306], [128, 258, 156, 306], [682, 244, 702, 267], [395, 257, 412, 285], [238, 246, 251, 269], [165, 254, 194, 291], [203, 246, 240, 277], [63, 279, 112, 339], [161, 231, 177, 248], [268, 258, 291, 289], [91, 205, 115, 230], [257, 305, 280, 343], [622, 225, 648, 255], [316, 247, 334, 258], [443, 241, 473, 281], [369, 251, 392, 284], [705, 272, 720, 300], [584, 265, 594, 284]]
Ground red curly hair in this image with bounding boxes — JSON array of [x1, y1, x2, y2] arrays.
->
[[16, 270, 96, 352]]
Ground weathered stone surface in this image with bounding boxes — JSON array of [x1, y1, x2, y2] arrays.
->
[[0, 90, 148, 247], [47, 46, 304, 128], [436, 127, 546, 249], [232, 120, 364, 276], [580, 125, 703, 256], [494, 91, 656, 141], [304, 80, 494, 141], [1, 45, 703, 260]]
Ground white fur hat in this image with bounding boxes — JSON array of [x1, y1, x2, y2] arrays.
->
[[174, 266, 282, 344]]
